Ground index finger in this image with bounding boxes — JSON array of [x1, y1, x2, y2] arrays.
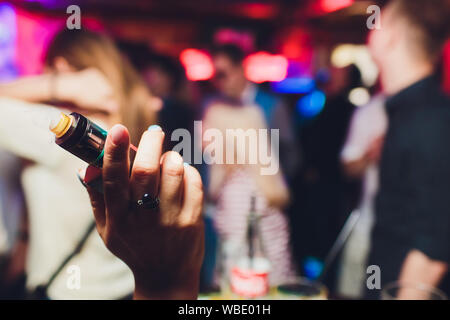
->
[[103, 124, 130, 222]]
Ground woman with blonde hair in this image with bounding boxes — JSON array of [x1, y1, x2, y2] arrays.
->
[[0, 28, 159, 299]]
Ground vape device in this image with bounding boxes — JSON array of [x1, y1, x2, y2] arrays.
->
[[50, 112, 137, 193], [50, 112, 107, 168]]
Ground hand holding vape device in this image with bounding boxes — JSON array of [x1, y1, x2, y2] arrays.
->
[[50, 111, 137, 192]]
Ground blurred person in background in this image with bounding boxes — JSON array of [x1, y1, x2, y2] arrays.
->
[[292, 65, 360, 290], [203, 44, 300, 289], [211, 44, 300, 180], [144, 54, 196, 153], [0, 28, 158, 299], [338, 93, 387, 298], [366, 0, 450, 299], [203, 98, 296, 286], [118, 43, 195, 154]]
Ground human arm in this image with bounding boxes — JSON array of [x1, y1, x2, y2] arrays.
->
[[244, 105, 290, 208], [0, 68, 118, 113], [340, 99, 387, 178], [396, 113, 450, 298], [397, 250, 448, 299], [342, 136, 384, 178], [0, 73, 55, 103], [0, 97, 64, 165]]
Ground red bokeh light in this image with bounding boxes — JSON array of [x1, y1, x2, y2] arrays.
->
[[15, 8, 62, 75], [320, 0, 353, 13], [244, 51, 288, 83], [443, 40, 450, 93], [179, 48, 214, 81], [235, 3, 277, 19]]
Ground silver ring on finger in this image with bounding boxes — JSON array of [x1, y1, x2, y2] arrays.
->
[[132, 193, 160, 211]]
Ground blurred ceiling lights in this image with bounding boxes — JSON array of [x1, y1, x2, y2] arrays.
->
[[319, 0, 354, 13], [296, 90, 326, 118], [271, 77, 316, 94], [331, 44, 378, 87], [179, 48, 214, 81], [244, 51, 288, 83], [232, 3, 278, 20], [348, 87, 370, 106]]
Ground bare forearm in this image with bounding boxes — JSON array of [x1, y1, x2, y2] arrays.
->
[[397, 250, 448, 299], [0, 74, 53, 102], [0, 73, 79, 105]]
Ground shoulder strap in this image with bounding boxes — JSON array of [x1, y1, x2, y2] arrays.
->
[[43, 221, 96, 291]]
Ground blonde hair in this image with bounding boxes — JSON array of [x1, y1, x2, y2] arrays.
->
[[45, 28, 156, 145]]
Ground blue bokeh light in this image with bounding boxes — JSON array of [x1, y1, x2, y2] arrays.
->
[[303, 256, 324, 280], [0, 3, 16, 45], [296, 90, 326, 118], [271, 77, 316, 94], [0, 3, 18, 81]]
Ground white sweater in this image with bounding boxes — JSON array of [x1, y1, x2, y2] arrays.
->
[[0, 97, 134, 299]]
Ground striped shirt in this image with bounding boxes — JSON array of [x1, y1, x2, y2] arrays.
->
[[214, 168, 296, 286]]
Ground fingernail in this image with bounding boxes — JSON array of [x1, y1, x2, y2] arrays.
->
[[183, 162, 190, 168], [148, 125, 162, 132], [110, 124, 127, 145]]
